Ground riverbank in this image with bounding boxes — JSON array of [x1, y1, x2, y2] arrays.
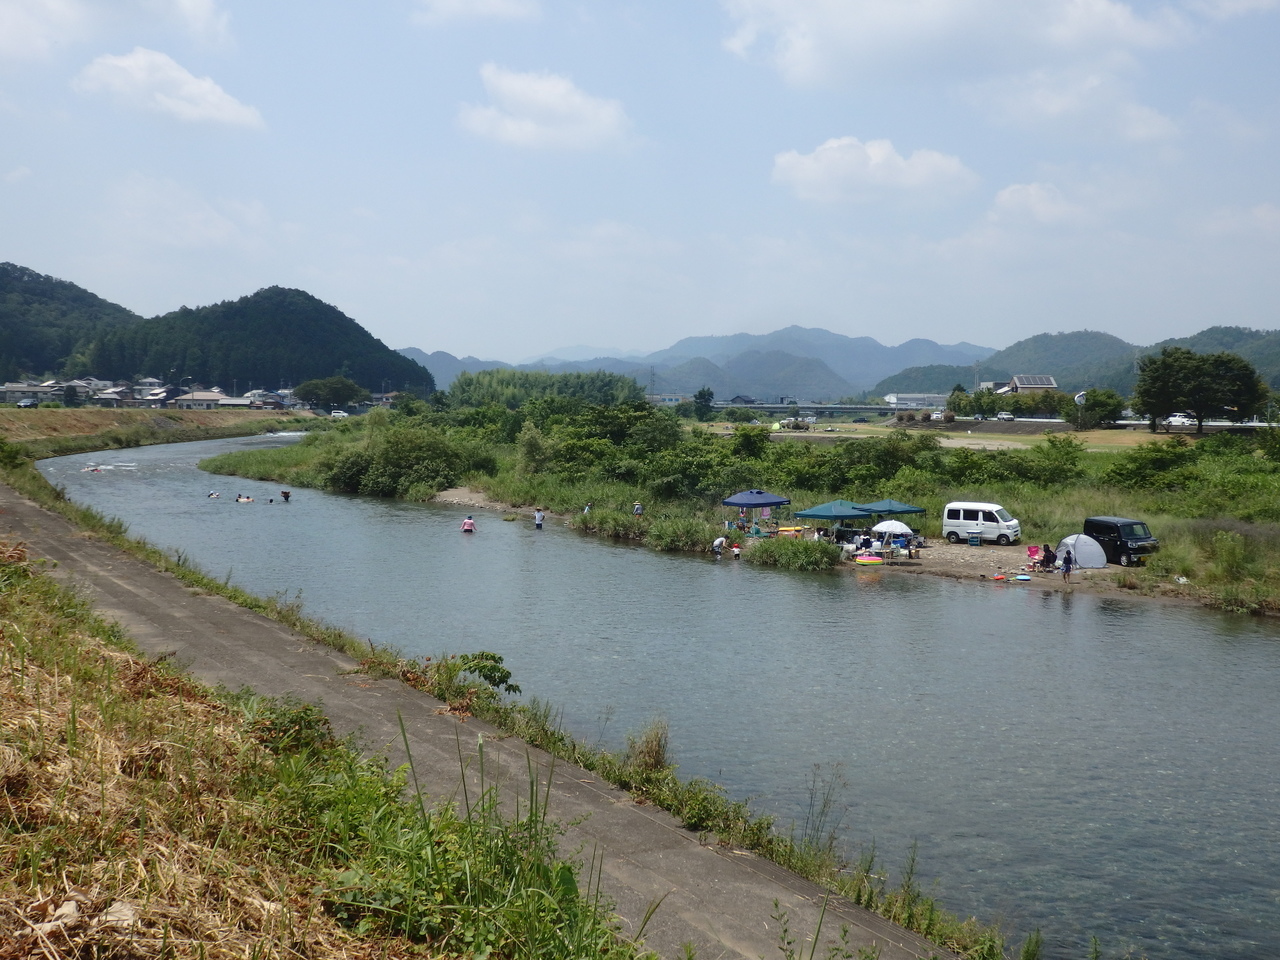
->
[[435, 486, 1200, 607], [0, 476, 956, 960]]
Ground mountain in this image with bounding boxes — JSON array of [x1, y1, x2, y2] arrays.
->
[[398, 348, 510, 391], [645, 325, 992, 389], [874, 326, 1280, 397], [403, 326, 995, 399], [84, 286, 434, 393], [0, 262, 143, 381]]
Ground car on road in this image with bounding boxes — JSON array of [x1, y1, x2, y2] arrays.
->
[[16, 398, 38, 408], [996, 411, 1015, 422]]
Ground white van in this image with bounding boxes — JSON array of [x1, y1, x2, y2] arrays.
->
[[942, 501, 1021, 545]]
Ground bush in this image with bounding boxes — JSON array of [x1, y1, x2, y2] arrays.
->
[[743, 537, 842, 570]]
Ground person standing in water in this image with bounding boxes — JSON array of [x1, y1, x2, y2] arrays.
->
[[461, 516, 476, 533], [534, 508, 544, 530]]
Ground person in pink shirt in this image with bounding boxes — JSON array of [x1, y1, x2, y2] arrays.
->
[[461, 516, 476, 533]]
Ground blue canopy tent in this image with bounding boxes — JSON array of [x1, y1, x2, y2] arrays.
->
[[722, 490, 791, 535], [722, 490, 791, 509], [793, 499, 874, 522], [858, 498, 925, 516]]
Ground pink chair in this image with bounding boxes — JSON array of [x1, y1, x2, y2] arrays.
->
[[1026, 545, 1040, 569]]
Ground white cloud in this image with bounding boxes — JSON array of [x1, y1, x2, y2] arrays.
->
[[772, 136, 978, 202], [144, 0, 231, 43], [459, 63, 629, 149], [72, 47, 263, 127], [413, 0, 539, 25], [0, 0, 89, 62], [989, 182, 1090, 226], [721, 0, 1187, 85], [105, 173, 266, 248], [968, 66, 1179, 141], [1201, 203, 1280, 236], [5, 165, 32, 182]]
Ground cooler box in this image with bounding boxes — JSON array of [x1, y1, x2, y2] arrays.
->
[[967, 529, 982, 546]]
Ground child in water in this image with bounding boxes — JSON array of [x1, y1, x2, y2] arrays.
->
[[461, 516, 476, 532]]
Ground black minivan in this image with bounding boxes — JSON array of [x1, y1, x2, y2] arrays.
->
[[1083, 516, 1159, 566]]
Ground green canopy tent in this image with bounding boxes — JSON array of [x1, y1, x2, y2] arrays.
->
[[793, 500, 875, 523], [857, 498, 925, 516]]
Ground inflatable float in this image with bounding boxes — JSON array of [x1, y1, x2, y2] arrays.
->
[[854, 554, 885, 566]]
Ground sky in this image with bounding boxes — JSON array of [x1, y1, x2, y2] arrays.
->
[[2, 0, 1279, 364]]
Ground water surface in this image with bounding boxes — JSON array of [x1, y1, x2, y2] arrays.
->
[[41, 436, 1280, 960]]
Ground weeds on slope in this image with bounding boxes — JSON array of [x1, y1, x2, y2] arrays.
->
[[0, 541, 653, 959]]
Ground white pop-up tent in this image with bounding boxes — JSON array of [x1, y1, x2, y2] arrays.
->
[[1056, 533, 1108, 569]]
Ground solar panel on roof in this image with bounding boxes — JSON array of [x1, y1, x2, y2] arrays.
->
[[1014, 375, 1056, 386]]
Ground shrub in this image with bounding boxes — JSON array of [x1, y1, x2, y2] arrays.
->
[[743, 537, 841, 571]]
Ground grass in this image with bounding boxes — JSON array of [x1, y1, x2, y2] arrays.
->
[[0, 543, 654, 959]]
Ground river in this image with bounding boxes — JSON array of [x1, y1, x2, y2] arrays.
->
[[39, 434, 1280, 960]]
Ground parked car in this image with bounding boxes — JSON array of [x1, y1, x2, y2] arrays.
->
[[16, 398, 38, 408], [1164, 413, 1194, 427], [853, 417, 869, 423], [1083, 516, 1159, 566], [942, 501, 1021, 545], [930, 411, 945, 421], [330, 410, 349, 419], [972, 413, 986, 421], [996, 411, 1015, 422]]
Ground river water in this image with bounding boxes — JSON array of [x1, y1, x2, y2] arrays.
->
[[39, 435, 1280, 960]]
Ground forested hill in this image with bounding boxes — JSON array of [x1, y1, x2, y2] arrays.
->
[[0, 262, 143, 381], [85, 287, 434, 393]]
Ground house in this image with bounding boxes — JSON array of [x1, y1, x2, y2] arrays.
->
[[3, 382, 54, 404], [727, 395, 758, 405], [1007, 375, 1058, 394], [646, 394, 685, 406], [174, 390, 226, 410]]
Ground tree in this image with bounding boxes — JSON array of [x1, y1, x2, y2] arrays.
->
[[294, 375, 370, 409], [1132, 347, 1268, 433], [1132, 347, 1198, 430], [1073, 388, 1125, 429], [693, 387, 715, 421]]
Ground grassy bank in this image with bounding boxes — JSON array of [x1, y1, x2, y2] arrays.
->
[[0, 422, 1030, 957], [0, 543, 651, 958]]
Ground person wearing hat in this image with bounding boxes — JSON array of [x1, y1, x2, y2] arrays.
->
[[632, 501, 644, 516], [461, 515, 476, 532]]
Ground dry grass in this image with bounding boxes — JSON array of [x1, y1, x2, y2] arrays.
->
[[0, 542, 419, 959], [0, 409, 313, 443]]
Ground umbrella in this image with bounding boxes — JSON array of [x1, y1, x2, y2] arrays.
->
[[872, 519, 913, 535], [722, 489, 791, 508], [858, 498, 925, 516], [794, 499, 874, 522]]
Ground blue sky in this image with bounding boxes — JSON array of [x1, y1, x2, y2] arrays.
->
[[3, 0, 1278, 363]]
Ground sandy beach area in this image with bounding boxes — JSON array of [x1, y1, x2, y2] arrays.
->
[[434, 487, 1196, 605]]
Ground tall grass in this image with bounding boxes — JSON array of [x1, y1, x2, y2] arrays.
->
[[0, 550, 649, 958], [745, 536, 843, 570]]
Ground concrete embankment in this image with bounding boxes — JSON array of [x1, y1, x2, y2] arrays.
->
[[0, 480, 956, 960]]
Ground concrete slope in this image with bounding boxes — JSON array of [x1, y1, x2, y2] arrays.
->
[[1, 481, 957, 960]]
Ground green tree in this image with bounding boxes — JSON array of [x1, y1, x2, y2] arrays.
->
[[693, 387, 715, 421], [294, 375, 370, 409], [1072, 388, 1124, 429], [1133, 347, 1268, 433]]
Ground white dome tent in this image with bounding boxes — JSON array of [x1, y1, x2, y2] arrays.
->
[[1056, 533, 1108, 569]]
